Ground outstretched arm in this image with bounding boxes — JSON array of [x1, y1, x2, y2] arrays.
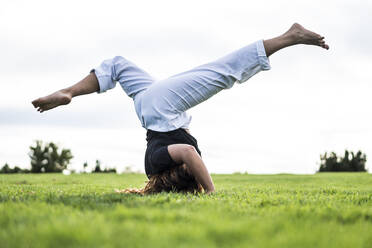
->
[[32, 72, 99, 112], [168, 144, 215, 194]]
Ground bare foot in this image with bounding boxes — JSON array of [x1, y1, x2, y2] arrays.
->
[[32, 90, 72, 112], [285, 23, 329, 50]]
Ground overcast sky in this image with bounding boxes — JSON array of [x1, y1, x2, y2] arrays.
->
[[1, 0, 371, 174]]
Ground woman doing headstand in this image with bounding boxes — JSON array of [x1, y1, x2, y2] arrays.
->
[[32, 23, 329, 194]]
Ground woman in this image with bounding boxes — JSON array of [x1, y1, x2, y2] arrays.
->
[[32, 23, 329, 194]]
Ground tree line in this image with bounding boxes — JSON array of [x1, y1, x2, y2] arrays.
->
[[318, 150, 367, 172], [0, 141, 368, 173], [1, 140, 117, 174]]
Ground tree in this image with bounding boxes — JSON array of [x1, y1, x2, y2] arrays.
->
[[79, 161, 88, 173], [318, 150, 367, 172], [94, 160, 102, 173], [92, 160, 116, 173], [28, 140, 73, 173], [0, 163, 11, 173], [0, 163, 29, 174]]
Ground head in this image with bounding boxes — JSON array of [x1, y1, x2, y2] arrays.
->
[[123, 164, 202, 195]]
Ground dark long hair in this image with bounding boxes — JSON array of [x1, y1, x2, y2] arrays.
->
[[118, 164, 202, 195]]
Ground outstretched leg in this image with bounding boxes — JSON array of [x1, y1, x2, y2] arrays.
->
[[32, 56, 155, 113], [139, 23, 329, 131], [32, 73, 99, 112]]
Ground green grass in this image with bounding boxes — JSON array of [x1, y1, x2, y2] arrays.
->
[[1, 173, 372, 248]]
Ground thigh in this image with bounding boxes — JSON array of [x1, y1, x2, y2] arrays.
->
[[142, 68, 231, 114], [115, 57, 156, 98], [141, 40, 269, 114]]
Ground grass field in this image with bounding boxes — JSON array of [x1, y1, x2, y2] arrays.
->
[[1, 173, 372, 248]]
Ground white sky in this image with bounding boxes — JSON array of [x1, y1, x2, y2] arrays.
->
[[1, 0, 371, 173]]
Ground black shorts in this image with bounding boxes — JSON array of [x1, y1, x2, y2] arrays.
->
[[145, 128, 202, 178]]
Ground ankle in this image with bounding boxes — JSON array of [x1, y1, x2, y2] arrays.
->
[[60, 88, 73, 99], [280, 32, 298, 46]]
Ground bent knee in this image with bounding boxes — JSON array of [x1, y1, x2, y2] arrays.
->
[[112, 55, 126, 62], [111, 56, 131, 67]]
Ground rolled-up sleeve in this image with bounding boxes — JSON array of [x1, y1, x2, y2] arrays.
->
[[90, 57, 120, 93], [232, 39, 271, 84], [256, 39, 271, 71]]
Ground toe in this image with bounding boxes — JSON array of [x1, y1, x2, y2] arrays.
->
[[320, 43, 329, 49], [33, 98, 47, 107], [32, 99, 40, 107], [318, 39, 328, 49]]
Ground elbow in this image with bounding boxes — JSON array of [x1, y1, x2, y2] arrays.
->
[[180, 145, 198, 160]]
